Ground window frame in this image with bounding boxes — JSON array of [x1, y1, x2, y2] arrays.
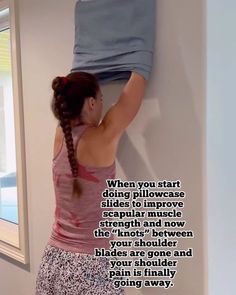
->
[[0, 0, 29, 264]]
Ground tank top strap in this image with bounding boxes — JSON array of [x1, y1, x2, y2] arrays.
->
[[53, 124, 90, 164], [71, 124, 90, 147]]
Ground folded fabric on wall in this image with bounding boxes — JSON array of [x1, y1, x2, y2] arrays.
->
[[71, 0, 155, 83]]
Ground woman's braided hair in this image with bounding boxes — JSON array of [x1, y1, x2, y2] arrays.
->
[[51, 72, 99, 198]]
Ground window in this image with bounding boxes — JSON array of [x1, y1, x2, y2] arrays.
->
[[0, 0, 29, 264]]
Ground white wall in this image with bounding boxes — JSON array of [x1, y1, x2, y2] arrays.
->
[[207, 1, 236, 295], [0, 0, 206, 294]]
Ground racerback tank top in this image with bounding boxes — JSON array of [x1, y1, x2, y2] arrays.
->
[[48, 124, 116, 254]]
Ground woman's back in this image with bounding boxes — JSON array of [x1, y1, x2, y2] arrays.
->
[[49, 124, 116, 254]]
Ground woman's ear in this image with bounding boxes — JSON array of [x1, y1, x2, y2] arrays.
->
[[87, 96, 96, 110]]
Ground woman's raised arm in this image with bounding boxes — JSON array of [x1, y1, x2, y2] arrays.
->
[[101, 72, 147, 140]]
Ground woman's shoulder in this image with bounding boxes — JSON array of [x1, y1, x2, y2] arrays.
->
[[53, 125, 64, 160], [75, 124, 117, 167]]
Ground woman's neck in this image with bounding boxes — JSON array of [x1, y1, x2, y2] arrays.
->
[[70, 118, 95, 128]]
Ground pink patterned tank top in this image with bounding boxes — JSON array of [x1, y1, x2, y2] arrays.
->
[[48, 124, 116, 254]]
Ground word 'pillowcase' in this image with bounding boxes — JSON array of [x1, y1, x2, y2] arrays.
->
[[71, 0, 156, 83]]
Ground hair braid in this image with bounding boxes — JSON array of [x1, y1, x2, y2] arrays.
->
[[51, 73, 100, 199], [54, 92, 82, 198]]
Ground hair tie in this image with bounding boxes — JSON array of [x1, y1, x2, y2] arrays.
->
[[61, 76, 69, 87]]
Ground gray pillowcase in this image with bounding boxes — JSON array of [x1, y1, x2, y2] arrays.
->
[[71, 0, 156, 83]]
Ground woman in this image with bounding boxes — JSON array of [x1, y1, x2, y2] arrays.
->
[[35, 71, 147, 294]]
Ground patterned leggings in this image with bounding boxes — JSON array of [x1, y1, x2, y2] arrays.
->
[[35, 244, 125, 295]]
